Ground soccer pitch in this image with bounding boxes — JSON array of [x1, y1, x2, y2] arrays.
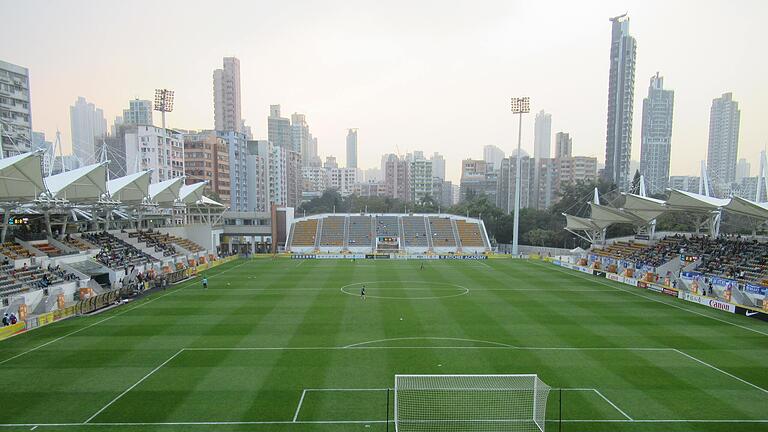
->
[[1, 257, 766, 432]]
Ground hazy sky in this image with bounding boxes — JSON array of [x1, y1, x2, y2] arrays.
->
[[3, 0, 767, 182]]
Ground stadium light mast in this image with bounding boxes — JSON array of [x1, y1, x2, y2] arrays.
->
[[154, 89, 174, 181], [510, 97, 530, 256]]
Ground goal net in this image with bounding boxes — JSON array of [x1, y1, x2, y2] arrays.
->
[[394, 374, 551, 432]]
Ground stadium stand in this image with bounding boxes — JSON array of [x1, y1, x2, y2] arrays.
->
[[84, 232, 158, 269], [456, 220, 485, 247], [401, 216, 429, 247], [288, 214, 490, 254], [347, 216, 373, 248], [131, 230, 180, 257], [591, 241, 647, 261], [32, 242, 64, 257], [428, 217, 457, 247], [291, 219, 318, 247], [62, 235, 94, 251], [319, 216, 346, 247], [375, 216, 399, 237], [0, 262, 77, 297], [0, 242, 33, 259]]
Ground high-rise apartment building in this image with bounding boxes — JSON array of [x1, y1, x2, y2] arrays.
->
[[533, 110, 552, 161], [557, 156, 598, 188], [430, 152, 446, 180], [328, 167, 358, 197], [183, 130, 231, 205], [122, 99, 153, 126], [218, 130, 249, 211], [639, 73, 674, 195], [669, 175, 701, 194], [554, 132, 573, 159], [267, 105, 292, 150], [410, 157, 433, 203], [483, 145, 505, 171], [707, 92, 740, 193], [497, 150, 535, 213], [384, 154, 410, 202], [460, 159, 497, 204], [603, 14, 637, 191], [213, 57, 242, 132], [736, 158, 751, 181], [291, 113, 311, 166], [70, 96, 107, 166], [124, 125, 185, 183], [346, 128, 358, 169], [0, 60, 32, 157], [246, 139, 302, 210]]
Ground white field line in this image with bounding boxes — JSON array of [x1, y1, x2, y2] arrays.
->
[[343, 337, 518, 349], [536, 261, 768, 337], [592, 389, 633, 420], [181, 345, 768, 395], [674, 349, 768, 395], [2, 419, 768, 427], [293, 388, 389, 422], [559, 388, 632, 421], [84, 349, 184, 423], [292, 389, 306, 422], [183, 287, 615, 293], [475, 261, 493, 269], [0, 260, 248, 366]]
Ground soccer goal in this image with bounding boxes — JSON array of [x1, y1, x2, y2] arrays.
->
[[394, 374, 551, 432]]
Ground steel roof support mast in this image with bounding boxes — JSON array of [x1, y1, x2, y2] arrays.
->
[[510, 97, 530, 256]]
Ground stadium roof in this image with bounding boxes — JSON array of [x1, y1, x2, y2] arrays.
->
[[45, 162, 108, 202], [195, 195, 225, 207], [564, 213, 611, 231], [0, 151, 47, 201], [665, 189, 729, 212], [723, 196, 768, 220], [107, 170, 151, 203], [621, 193, 667, 222], [589, 202, 640, 225], [179, 181, 207, 204], [148, 177, 184, 205]]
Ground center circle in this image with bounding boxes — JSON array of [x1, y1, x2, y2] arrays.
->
[[340, 281, 469, 300]]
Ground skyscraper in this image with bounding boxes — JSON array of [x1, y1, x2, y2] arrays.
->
[[267, 105, 292, 149], [603, 14, 637, 191], [346, 128, 358, 169], [122, 99, 153, 126], [533, 110, 552, 161], [639, 73, 674, 195], [483, 145, 505, 171], [430, 152, 446, 180], [0, 60, 32, 157], [736, 158, 751, 181], [707, 92, 740, 192], [291, 113, 311, 165], [554, 132, 572, 160], [183, 130, 231, 206], [213, 57, 242, 132], [70, 96, 107, 166]]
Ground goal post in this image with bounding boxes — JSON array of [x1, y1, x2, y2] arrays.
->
[[394, 374, 551, 432]]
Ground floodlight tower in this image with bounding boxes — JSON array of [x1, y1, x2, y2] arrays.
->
[[510, 97, 530, 256], [154, 89, 174, 181]]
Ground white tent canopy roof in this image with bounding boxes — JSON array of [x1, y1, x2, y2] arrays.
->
[[564, 213, 611, 231], [589, 202, 640, 225], [107, 170, 151, 203], [621, 193, 667, 222], [45, 162, 108, 202], [723, 196, 768, 220], [665, 189, 729, 212], [179, 181, 207, 204], [195, 195, 225, 207], [0, 150, 47, 201], [148, 177, 184, 204]]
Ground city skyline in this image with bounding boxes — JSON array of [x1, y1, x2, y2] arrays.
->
[[2, 0, 767, 183]]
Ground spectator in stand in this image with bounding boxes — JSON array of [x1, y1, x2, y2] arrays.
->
[[2, 313, 8, 326], [9, 313, 17, 325]]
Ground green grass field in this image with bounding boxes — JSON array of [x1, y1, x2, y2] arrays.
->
[[1, 257, 766, 432]]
